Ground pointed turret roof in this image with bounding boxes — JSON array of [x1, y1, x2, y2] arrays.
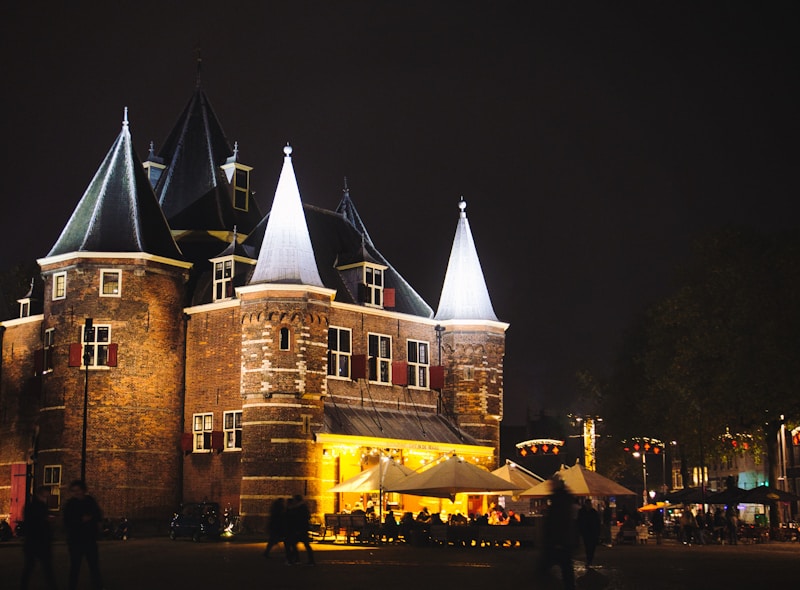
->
[[47, 110, 183, 260], [435, 198, 498, 321], [250, 145, 323, 286], [154, 87, 262, 235]]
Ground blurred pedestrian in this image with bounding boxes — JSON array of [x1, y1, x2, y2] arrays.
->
[[63, 480, 104, 590], [286, 495, 315, 565], [538, 477, 578, 590], [21, 486, 58, 590], [652, 508, 665, 545], [577, 498, 601, 567], [263, 498, 291, 562]]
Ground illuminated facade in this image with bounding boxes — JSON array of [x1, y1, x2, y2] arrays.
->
[[0, 84, 508, 529]]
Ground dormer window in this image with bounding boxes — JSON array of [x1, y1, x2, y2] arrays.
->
[[233, 169, 249, 211], [363, 265, 384, 307], [100, 270, 121, 297], [221, 149, 252, 213], [213, 259, 234, 301], [19, 299, 30, 318]]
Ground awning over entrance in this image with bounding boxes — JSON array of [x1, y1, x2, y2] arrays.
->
[[316, 404, 493, 457]]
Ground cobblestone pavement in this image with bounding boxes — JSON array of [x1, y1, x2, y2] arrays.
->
[[2, 535, 798, 590]]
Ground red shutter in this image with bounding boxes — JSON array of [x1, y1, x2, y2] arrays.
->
[[351, 354, 367, 380], [383, 288, 395, 308], [34, 349, 44, 375], [429, 365, 445, 390], [107, 343, 118, 367], [68, 343, 83, 367], [392, 361, 408, 385], [181, 433, 193, 454], [211, 431, 224, 452]]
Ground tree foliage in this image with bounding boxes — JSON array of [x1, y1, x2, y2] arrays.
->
[[590, 227, 800, 484]]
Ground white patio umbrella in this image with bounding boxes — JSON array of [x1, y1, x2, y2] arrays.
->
[[520, 463, 636, 497], [491, 460, 545, 496], [328, 458, 415, 493], [385, 454, 524, 501]]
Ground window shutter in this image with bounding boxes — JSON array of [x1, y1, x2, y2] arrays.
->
[[107, 343, 118, 367], [351, 354, 367, 380], [211, 431, 224, 452], [68, 343, 82, 367], [391, 361, 408, 385], [34, 349, 44, 375], [383, 288, 395, 308], [181, 433, 193, 454], [429, 365, 445, 390]]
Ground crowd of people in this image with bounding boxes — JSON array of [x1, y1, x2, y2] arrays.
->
[[263, 495, 315, 565]]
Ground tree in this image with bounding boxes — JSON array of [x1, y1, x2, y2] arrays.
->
[[592, 227, 800, 507]]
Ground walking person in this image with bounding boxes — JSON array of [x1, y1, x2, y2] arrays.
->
[[21, 486, 58, 590], [263, 498, 291, 562], [63, 480, 104, 590], [285, 495, 315, 565], [576, 499, 601, 568], [537, 477, 577, 590]]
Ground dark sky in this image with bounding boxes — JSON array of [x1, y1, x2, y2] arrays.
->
[[2, 2, 798, 424]]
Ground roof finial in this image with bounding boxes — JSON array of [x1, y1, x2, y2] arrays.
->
[[123, 106, 129, 127], [148, 141, 155, 158], [284, 143, 292, 157], [232, 225, 238, 244], [343, 176, 349, 197], [195, 47, 202, 88], [233, 141, 239, 159], [459, 196, 467, 218]]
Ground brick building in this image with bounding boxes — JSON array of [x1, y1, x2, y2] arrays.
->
[[0, 84, 508, 529]]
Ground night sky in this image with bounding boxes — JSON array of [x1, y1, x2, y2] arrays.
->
[[2, 2, 798, 424]]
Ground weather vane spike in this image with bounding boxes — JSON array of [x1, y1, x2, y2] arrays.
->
[[343, 176, 349, 195], [284, 142, 292, 157], [123, 106, 129, 127], [148, 141, 155, 158], [195, 47, 202, 88], [233, 141, 239, 158], [459, 196, 466, 216]]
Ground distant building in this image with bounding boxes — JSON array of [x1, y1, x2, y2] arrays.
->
[[0, 83, 508, 528]]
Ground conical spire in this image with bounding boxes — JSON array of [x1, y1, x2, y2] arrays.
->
[[250, 145, 323, 286], [155, 87, 233, 220], [434, 198, 498, 321], [47, 110, 183, 260]]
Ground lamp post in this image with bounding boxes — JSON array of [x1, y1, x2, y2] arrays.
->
[[80, 318, 93, 483], [633, 451, 647, 507]]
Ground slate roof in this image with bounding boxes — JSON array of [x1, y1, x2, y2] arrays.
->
[[319, 403, 479, 446], [47, 115, 183, 260], [154, 87, 262, 235]]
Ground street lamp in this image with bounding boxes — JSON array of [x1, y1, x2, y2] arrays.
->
[[624, 437, 664, 506], [80, 318, 93, 482], [632, 450, 647, 507]]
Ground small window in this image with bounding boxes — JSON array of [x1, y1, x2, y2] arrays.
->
[[213, 259, 234, 301], [301, 414, 311, 435], [327, 327, 352, 378], [223, 410, 242, 450], [407, 340, 430, 388], [43, 328, 55, 373], [19, 300, 30, 318], [100, 270, 121, 297], [463, 367, 475, 380], [279, 327, 290, 351], [82, 323, 111, 367], [53, 272, 66, 300], [193, 413, 213, 452], [43, 464, 62, 509], [368, 333, 392, 384]]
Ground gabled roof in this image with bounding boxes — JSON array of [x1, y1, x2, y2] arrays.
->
[[154, 87, 262, 234], [250, 145, 324, 286], [435, 199, 498, 321], [335, 180, 376, 248], [47, 112, 183, 260]]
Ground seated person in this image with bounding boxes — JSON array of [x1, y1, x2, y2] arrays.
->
[[352, 501, 366, 515], [382, 510, 399, 542], [416, 506, 431, 523], [449, 512, 468, 525]]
